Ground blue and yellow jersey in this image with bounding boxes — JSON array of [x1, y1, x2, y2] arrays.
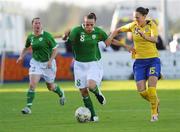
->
[[120, 20, 159, 59]]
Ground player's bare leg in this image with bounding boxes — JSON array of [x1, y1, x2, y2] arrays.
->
[[46, 83, 65, 105], [21, 74, 41, 114]]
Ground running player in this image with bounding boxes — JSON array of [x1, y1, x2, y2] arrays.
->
[[17, 17, 65, 114], [68, 12, 115, 122], [113, 7, 161, 122]]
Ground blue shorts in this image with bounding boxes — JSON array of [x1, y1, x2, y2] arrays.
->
[[133, 57, 161, 82]]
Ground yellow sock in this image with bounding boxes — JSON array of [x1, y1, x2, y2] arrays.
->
[[139, 90, 150, 102], [148, 87, 158, 115]]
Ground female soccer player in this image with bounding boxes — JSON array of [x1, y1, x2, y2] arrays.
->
[[68, 13, 115, 122], [113, 7, 160, 122], [17, 17, 65, 114]]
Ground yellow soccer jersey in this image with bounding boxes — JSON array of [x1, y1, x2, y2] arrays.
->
[[120, 20, 159, 59]]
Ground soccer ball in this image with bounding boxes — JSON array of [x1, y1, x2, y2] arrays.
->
[[75, 107, 91, 123]]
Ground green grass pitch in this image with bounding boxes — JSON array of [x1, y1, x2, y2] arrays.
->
[[0, 80, 180, 132]]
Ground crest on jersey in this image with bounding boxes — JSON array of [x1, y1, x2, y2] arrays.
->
[[39, 37, 43, 41], [92, 34, 96, 39]]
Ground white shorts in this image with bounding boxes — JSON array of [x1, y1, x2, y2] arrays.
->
[[74, 60, 103, 89], [29, 58, 57, 83]]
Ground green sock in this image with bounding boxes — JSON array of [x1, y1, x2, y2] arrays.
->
[[89, 85, 99, 95], [53, 85, 63, 97], [27, 89, 35, 108], [83, 95, 96, 118]]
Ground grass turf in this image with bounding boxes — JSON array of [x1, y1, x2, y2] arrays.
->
[[0, 80, 180, 132]]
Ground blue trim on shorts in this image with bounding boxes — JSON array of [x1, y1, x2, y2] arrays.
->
[[133, 57, 161, 82]]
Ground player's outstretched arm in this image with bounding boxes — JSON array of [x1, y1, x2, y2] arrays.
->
[[112, 39, 136, 53], [104, 30, 118, 46], [47, 47, 58, 68], [16, 47, 29, 63]]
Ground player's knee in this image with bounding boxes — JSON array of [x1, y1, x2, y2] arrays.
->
[[87, 80, 96, 89], [137, 84, 146, 92], [136, 80, 146, 92], [148, 76, 158, 87], [137, 87, 146, 92]]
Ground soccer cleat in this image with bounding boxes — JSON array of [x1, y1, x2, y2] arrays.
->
[[91, 116, 99, 122], [59, 89, 66, 105], [95, 89, 106, 105], [21, 107, 31, 114], [151, 114, 158, 122]]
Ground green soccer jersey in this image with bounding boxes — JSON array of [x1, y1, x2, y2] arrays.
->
[[25, 31, 57, 62], [68, 24, 108, 62]]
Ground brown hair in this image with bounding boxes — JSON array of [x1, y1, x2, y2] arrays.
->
[[85, 12, 97, 21], [32, 17, 40, 24], [136, 7, 149, 16], [88, 12, 97, 21]]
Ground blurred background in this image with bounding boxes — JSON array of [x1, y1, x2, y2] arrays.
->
[[0, 0, 180, 83]]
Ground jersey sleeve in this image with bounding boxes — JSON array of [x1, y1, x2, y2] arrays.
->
[[119, 22, 135, 32], [150, 21, 158, 37], [68, 27, 78, 43], [46, 32, 57, 49], [25, 35, 31, 48], [99, 28, 108, 41]]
